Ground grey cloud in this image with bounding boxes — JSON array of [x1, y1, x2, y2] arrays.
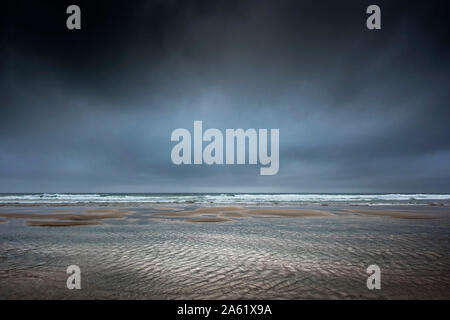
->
[[0, 0, 449, 192]]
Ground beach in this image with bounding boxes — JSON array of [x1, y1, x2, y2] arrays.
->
[[0, 194, 449, 299]]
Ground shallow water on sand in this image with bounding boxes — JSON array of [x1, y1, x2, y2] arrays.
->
[[0, 206, 449, 299]]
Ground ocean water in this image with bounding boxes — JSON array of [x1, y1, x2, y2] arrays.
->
[[0, 205, 449, 299], [1, 193, 450, 205]]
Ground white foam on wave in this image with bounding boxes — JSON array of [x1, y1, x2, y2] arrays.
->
[[0, 193, 449, 204]]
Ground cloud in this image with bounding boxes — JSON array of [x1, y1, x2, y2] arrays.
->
[[1, 0, 449, 192]]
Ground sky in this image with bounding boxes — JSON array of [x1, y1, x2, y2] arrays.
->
[[1, 0, 449, 193]]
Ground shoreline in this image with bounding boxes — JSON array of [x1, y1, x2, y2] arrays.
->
[[0, 202, 448, 207]]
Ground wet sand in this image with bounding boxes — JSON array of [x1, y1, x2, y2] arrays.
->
[[152, 207, 244, 217], [151, 206, 443, 222], [0, 205, 446, 227], [0, 209, 133, 227], [344, 208, 438, 219], [0, 204, 449, 299], [187, 217, 232, 223], [26, 220, 100, 227], [244, 209, 332, 217], [153, 207, 333, 221]]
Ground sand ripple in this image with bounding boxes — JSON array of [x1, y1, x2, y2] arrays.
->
[[0, 207, 449, 299]]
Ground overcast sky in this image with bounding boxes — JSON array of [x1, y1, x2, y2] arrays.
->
[[1, 0, 449, 193]]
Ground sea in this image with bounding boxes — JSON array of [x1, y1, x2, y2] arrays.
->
[[0, 193, 450, 205]]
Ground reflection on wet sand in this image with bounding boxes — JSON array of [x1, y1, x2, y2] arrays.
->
[[152, 206, 442, 222], [344, 208, 438, 219]]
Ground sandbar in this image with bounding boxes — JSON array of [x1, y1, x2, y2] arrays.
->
[[187, 217, 232, 223], [26, 220, 100, 227], [152, 207, 333, 220]]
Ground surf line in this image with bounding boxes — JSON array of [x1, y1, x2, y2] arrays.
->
[[171, 121, 279, 175]]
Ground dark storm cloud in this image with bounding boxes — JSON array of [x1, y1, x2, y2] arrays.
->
[[1, 0, 449, 192]]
